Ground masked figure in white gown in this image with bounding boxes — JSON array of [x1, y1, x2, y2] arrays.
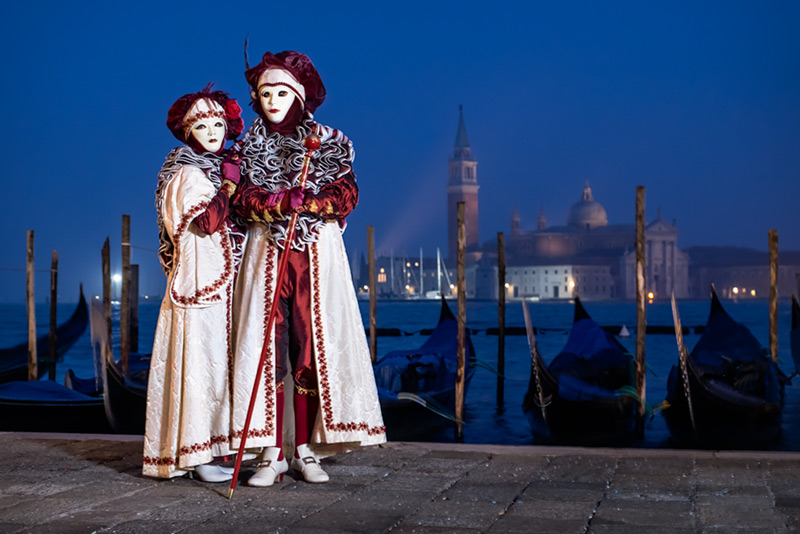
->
[[143, 86, 246, 482]]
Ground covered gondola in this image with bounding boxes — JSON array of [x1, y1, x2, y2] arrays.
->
[[0, 379, 110, 433], [102, 349, 148, 434], [373, 297, 475, 439], [664, 287, 787, 448], [82, 299, 148, 434], [0, 287, 88, 383], [522, 297, 639, 445]]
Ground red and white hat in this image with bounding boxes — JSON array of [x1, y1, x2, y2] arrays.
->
[[181, 98, 226, 140], [245, 51, 326, 114], [166, 85, 245, 143], [258, 68, 306, 105]]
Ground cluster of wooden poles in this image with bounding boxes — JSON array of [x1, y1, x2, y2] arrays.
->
[[23, 230, 58, 381], [22, 215, 144, 383]]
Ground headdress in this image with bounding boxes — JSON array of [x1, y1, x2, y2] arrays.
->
[[245, 51, 326, 114], [166, 84, 245, 143], [180, 98, 226, 140]]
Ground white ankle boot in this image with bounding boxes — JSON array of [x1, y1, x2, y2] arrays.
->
[[192, 464, 233, 483], [248, 447, 288, 487], [291, 444, 329, 483]]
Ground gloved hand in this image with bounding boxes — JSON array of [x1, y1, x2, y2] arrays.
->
[[279, 186, 305, 215], [221, 152, 241, 185]]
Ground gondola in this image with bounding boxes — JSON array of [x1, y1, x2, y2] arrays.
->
[[102, 348, 149, 434], [522, 297, 639, 445], [65, 368, 102, 397], [0, 287, 88, 383], [373, 297, 475, 439], [82, 299, 148, 434], [0, 379, 110, 433], [664, 287, 787, 448]]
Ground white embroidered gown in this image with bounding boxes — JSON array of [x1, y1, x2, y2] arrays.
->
[[143, 164, 236, 478]]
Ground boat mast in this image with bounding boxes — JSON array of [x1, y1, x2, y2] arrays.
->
[[390, 249, 395, 296], [441, 255, 453, 296], [402, 253, 408, 297], [437, 247, 442, 296], [420, 247, 423, 297]]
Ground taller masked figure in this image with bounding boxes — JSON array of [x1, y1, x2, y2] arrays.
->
[[231, 51, 385, 487]]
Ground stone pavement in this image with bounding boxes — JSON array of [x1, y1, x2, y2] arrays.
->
[[0, 432, 799, 533]]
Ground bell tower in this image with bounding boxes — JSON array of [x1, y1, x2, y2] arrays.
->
[[447, 105, 479, 260]]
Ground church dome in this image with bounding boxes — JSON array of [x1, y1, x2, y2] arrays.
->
[[567, 182, 608, 230]]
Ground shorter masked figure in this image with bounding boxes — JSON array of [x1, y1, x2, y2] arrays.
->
[[143, 86, 245, 482], [231, 51, 385, 487]]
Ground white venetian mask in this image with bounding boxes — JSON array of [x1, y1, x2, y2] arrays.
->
[[190, 116, 226, 153], [257, 85, 296, 124]]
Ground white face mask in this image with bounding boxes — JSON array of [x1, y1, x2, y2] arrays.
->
[[190, 117, 226, 152], [257, 85, 296, 124]]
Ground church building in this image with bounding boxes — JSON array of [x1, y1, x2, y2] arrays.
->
[[473, 183, 690, 300]]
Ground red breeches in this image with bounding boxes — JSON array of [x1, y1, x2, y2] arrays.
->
[[274, 248, 317, 390], [273, 247, 319, 449]]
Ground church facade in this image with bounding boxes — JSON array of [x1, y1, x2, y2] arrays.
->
[[470, 182, 690, 300]]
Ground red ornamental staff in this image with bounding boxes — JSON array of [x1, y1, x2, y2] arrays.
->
[[229, 133, 321, 499]]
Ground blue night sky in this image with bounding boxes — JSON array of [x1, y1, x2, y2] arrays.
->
[[1, 1, 798, 303]]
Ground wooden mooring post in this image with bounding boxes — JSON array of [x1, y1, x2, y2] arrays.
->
[[769, 229, 778, 364], [796, 272, 799, 301], [367, 225, 377, 363], [795, 272, 799, 300], [102, 238, 112, 343], [455, 202, 466, 441], [121, 215, 131, 376], [26, 230, 37, 381], [130, 264, 139, 353], [47, 250, 58, 380], [496, 232, 506, 407], [635, 186, 647, 430]]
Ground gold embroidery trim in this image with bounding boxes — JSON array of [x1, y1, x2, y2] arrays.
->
[[295, 384, 318, 396]]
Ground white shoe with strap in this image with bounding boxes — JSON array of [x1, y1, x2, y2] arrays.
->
[[291, 444, 329, 484], [248, 447, 288, 487], [192, 464, 233, 483]]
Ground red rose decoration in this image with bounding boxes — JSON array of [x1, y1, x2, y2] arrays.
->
[[224, 99, 245, 140], [226, 100, 243, 121]]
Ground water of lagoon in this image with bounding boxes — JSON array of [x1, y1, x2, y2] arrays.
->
[[2, 296, 798, 450]]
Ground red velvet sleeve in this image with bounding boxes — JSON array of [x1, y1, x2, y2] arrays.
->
[[193, 189, 231, 235], [231, 179, 285, 222], [304, 171, 359, 221]]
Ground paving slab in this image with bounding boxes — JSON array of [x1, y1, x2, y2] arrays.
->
[[0, 433, 799, 533]]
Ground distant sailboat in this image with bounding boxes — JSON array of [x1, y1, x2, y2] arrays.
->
[[619, 324, 631, 338], [425, 248, 454, 299]]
